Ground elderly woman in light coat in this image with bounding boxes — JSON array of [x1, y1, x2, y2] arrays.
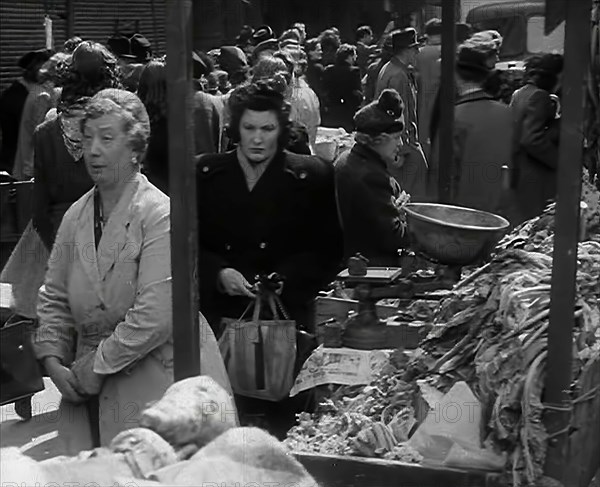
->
[[33, 88, 230, 455]]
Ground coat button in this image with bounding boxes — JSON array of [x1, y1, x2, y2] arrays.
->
[[99, 303, 106, 310], [259, 242, 267, 249], [299, 172, 307, 180], [225, 244, 232, 251], [202, 166, 209, 173]]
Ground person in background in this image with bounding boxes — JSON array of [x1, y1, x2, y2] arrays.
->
[[376, 28, 429, 202], [235, 24, 255, 59], [508, 53, 564, 224], [319, 29, 341, 67], [193, 50, 215, 92], [279, 29, 302, 51], [322, 44, 363, 133], [356, 25, 377, 78], [292, 22, 307, 44], [335, 89, 408, 266], [33, 88, 229, 453], [107, 33, 152, 92], [276, 49, 321, 151], [13, 52, 69, 180], [219, 46, 250, 88], [137, 59, 169, 193], [252, 38, 280, 65], [363, 35, 394, 104], [33, 41, 121, 252], [304, 37, 325, 105], [429, 40, 512, 213], [416, 18, 442, 158], [0, 48, 52, 173], [63, 36, 83, 54]]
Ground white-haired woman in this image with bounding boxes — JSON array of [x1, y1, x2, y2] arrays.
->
[[33, 88, 230, 454]]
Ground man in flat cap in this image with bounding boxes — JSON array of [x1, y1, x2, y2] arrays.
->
[[375, 28, 428, 202]]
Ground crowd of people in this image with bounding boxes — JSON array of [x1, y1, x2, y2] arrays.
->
[[0, 18, 566, 446]]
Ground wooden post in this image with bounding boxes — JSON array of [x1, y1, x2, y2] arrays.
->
[[438, 0, 456, 203], [543, 0, 592, 481], [166, 0, 200, 380]]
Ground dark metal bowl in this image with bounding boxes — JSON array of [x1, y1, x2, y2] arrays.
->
[[404, 203, 510, 266]]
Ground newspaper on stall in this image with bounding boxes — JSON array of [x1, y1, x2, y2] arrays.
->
[[289, 345, 392, 396]]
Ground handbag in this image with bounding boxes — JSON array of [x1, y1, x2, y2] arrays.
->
[[0, 315, 45, 405], [219, 292, 297, 402]]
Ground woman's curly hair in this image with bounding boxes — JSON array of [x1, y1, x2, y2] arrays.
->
[[56, 41, 122, 111], [81, 88, 150, 162], [227, 80, 292, 149]]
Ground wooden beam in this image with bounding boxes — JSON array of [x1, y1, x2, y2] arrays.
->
[[543, 0, 592, 481], [438, 0, 456, 203], [166, 0, 200, 380]]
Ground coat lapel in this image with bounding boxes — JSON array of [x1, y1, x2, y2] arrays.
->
[[75, 192, 103, 300], [96, 174, 140, 282]]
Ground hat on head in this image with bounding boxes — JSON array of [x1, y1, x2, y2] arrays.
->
[[354, 89, 404, 135], [252, 25, 275, 46], [129, 33, 152, 62], [253, 38, 279, 57], [425, 18, 442, 37], [219, 46, 248, 74], [456, 44, 495, 73], [107, 34, 131, 58], [236, 25, 255, 46], [525, 53, 564, 75], [280, 37, 300, 50], [18, 48, 53, 70], [392, 28, 420, 51], [465, 30, 502, 53]]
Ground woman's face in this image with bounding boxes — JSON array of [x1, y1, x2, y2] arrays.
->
[[308, 44, 322, 62], [376, 131, 404, 165], [82, 113, 136, 187], [239, 109, 281, 165]]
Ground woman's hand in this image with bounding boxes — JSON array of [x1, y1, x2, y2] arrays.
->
[[44, 357, 86, 404], [70, 351, 105, 397], [218, 268, 256, 298]]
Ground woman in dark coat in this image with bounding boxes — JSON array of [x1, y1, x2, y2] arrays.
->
[[334, 89, 408, 267], [196, 80, 342, 437], [196, 80, 342, 335], [321, 44, 363, 132], [508, 54, 563, 224]]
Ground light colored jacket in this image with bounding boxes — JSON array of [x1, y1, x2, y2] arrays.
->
[[33, 173, 230, 453]]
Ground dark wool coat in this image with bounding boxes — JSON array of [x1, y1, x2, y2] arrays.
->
[[508, 83, 559, 224], [334, 143, 406, 267], [32, 117, 93, 250], [0, 80, 29, 173], [321, 64, 363, 133], [196, 149, 343, 333]]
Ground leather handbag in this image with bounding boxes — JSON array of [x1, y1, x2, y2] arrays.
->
[[0, 316, 45, 405]]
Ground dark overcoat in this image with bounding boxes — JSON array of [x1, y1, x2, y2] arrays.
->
[[196, 149, 343, 333], [321, 64, 363, 133], [508, 82, 559, 224], [334, 143, 406, 267]]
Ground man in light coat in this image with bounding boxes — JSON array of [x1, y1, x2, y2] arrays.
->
[[375, 28, 429, 202]]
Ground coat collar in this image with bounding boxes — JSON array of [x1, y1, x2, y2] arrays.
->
[[75, 173, 144, 299], [455, 88, 495, 105], [351, 142, 388, 170]]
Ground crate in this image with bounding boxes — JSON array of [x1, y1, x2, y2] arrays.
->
[[294, 452, 503, 487]]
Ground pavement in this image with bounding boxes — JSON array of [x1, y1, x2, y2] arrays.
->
[[0, 378, 68, 461]]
